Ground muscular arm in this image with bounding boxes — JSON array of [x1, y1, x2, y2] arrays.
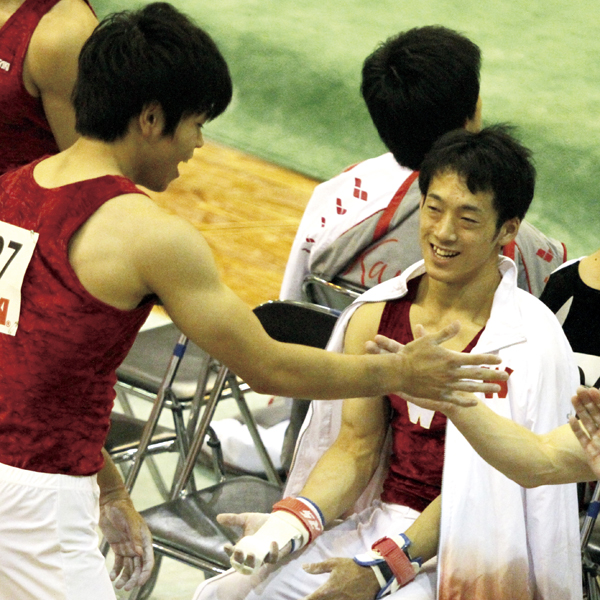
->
[[371, 335, 595, 486], [70, 194, 507, 402], [298, 303, 389, 522], [25, 0, 97, 149], [221, 303, 389, 574], [142, 216, 510, 400], [426, 399, 594, 487]]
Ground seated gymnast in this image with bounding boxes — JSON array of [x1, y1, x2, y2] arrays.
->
[[278, 25, 566, 471], [193, 125, 581, 600], [0, 4, 506, 599]]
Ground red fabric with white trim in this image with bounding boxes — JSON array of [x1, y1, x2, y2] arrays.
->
[[372, 536, 416, 586], [272, 497, 323, 544]]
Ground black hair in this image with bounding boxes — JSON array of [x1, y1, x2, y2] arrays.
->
[[361, 26, 481, 170], [73, 2, 232, 141], [418, 124, 536, 228]]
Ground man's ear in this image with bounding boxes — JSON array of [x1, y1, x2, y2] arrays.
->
[[138, 102, 165, 138], [497, 217, 520, 247]]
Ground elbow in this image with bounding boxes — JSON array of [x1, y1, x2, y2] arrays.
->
[[507, 464, 561, 489], [240, 368, 290, 397], [513, 474, 544, 489], [245, 377, 275, 396], [240, 371, 274, 396]]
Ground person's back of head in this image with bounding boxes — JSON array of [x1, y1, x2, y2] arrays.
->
[[73, 2, 232, 141], [361, 25, 481, 171], [418, 124, 536, 229]]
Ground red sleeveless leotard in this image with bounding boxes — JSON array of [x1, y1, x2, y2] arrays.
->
[[0, 161, 155, 475], [379, 276, 483, 511], [0, 0, 94, 174]]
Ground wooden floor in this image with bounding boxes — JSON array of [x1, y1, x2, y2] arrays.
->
[[147, 140, 318, 308]]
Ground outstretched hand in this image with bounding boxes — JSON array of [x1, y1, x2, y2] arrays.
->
[[303, 558, 380, 600], [570, 386, 600, 479], [99, 497, 154, 591], [366, 321, 507, 407]]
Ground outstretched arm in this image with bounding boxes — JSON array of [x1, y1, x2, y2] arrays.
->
[[370, 334, 594, 486], [139, 221, 507, 403], [97, 450, 154, 590]]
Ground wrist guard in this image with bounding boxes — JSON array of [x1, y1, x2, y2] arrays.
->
[[354, 533, 422, 598], [230, 496, 324, 575], [272, 496, 325, 550]]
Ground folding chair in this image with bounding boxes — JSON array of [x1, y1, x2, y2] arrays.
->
[[127, 300, 339, 599], [106, 324, 213, 499], [302, 274, 363, 312], [581, 483, 600, 599], [279, 275, 363, 470]]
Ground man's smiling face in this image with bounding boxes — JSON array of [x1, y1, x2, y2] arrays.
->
[[419, 170, 515, 288]]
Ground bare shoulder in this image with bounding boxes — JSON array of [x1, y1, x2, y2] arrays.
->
[[98, 193, 219, 287], [35, 0, 97, 45], [92, 193, 208, 256], [580, 250, 600, 290], [70, 193, 216, 310], [343, 302, 386, 355], [27, 0, 97, 88]]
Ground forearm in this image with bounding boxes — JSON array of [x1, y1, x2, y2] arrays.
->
[[299, 440, 382, 523], [403, 496, 441, 562], [98, 449, 130, 503], [445, 404, 593, 486], [249, 341, 406, 400]]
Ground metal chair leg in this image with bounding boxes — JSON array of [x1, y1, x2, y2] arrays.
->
[[228, 374, 282, 486]]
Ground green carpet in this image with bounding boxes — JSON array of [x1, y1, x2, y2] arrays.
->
[[93, 0, 600, 257]]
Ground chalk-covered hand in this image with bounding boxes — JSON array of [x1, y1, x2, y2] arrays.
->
[[99, 497, 154, 591], [220, 497, 324, 576]]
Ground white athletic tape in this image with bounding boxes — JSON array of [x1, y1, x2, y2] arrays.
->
[[230, 510, 310, 575]]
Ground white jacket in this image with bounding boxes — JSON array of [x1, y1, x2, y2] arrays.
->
[[286, 257, 581, 599]]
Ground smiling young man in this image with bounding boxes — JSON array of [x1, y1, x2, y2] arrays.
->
[[0, 4, 509, 599], [194, 125, 581, 600]]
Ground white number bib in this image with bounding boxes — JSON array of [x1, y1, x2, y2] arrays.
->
[[0, 221, 39, 336]]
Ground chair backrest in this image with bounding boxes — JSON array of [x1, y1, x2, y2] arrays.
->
[[254, 299, 339, 348], [170, 300, 340, 497], [301, 275, 363, 313], [116, 322, 207, 399]]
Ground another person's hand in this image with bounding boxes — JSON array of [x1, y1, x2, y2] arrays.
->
[[303, 558, 380, 600], [366, 322, 508, 407], [570, 386, 600, 478], [99, 496, 154, 590]]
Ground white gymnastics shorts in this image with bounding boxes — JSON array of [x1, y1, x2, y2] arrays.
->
[[0, 461, 116, 600]]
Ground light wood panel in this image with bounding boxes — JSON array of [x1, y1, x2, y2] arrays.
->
[[146, 140, 319, 308]]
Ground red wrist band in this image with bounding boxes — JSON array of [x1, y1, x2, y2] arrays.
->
[[372, 536, 417, 587], [272, 497, 324, 544]]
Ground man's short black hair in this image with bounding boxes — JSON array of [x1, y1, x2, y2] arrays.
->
[[361, 26, 481, 170], [74, 2, 232, 141], [418, 124, 536, 228]]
